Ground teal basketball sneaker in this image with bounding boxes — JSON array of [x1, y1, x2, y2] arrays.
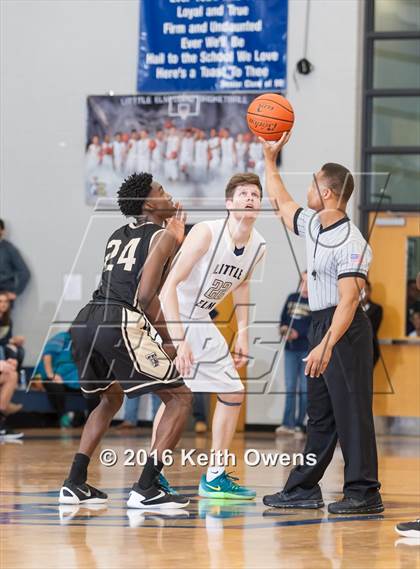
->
[[157, 473, 179, 495], [199, 472, 256, 500]]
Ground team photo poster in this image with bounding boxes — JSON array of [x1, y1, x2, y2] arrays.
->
[[85, 94, 265, 208]]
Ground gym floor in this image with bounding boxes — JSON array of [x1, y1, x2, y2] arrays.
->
[[1, 429, 419, 568]]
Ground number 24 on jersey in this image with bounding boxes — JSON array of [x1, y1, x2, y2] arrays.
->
[[103, 238, 140, 272]]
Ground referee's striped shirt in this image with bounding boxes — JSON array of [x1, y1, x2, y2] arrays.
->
[[293, 208, 372, 311]]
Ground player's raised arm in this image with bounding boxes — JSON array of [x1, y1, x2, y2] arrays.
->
[[259, 132, 301, 231], [137, 229, 180, 358], [160, 222, 211, 376]]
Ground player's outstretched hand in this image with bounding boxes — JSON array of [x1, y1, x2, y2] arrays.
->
[[166, 202, 186, 245], [258, 131, 291, 163], [175, 340, 194, 377]]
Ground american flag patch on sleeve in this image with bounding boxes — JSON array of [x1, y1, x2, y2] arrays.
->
[[350, 253, 361, 262]]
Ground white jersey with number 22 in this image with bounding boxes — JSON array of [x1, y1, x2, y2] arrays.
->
[[172, 218, 266, 320]]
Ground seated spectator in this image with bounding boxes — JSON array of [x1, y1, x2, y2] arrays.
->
[[0, 358, 23, 439], [0, 219, 31, 303], [35, 330, 98, 428], [276, 272, 311, 436], [362, 281, 383, 366], [0, 291, 25, 370], [408, 311, 420, 338]]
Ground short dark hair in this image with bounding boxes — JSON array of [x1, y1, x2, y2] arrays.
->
[[117, 172, 153, 217], [320, 163, 354, 203], [0, 219, 4, 231], [225, 173, 262, 200]]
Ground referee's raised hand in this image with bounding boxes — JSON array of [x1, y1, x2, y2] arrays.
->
[[258, 131, 292, 162]]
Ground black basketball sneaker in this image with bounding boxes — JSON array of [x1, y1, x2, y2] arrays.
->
[[395, 519, 420, 539], [127, 482, 189, 509], [328, 493, 384, 514], [0, 426, 24, 440], [59, 479, 108, 505], [263, 485, 324, 509]]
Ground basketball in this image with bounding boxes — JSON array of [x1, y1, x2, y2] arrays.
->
[[246, 93, 295, 141]]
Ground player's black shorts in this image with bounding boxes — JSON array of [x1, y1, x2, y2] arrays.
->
[[70, 302, 184, 398]]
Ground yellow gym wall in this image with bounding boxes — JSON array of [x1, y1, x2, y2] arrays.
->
[[368, 213, 420, 418]]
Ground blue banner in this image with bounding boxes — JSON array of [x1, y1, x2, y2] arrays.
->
[[137, 0, 288, 92]]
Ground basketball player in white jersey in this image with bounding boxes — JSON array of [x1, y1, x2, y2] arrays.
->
[[136, 129, 151, 174], [153, 173, 266, 499], [236, 133, 248, 172], [208, 128, 221, 173], [125, 130, 138, 175], [220, 128, 236, 176], [151, 129, 165, 179], [193, 130, 209, 182], [249, 135, 264, 179], [179, 129, 195, 179], [164, 127, 180, 182], [112, 132, 125, 174], [86, 135, 101, 173], [101, 135, 114, 170]]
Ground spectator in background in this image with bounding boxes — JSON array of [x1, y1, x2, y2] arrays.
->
[[36, 330, 97, 428], [117, 391, 208, 434], [408, 311, 420, 338], [117, 394, 160, 431], [0, 291, 25, 370], [276, 272, 311, 436], [0, 219, 31, 302], [0, 358, 23, 439], [362, 281, 383, 366], [406, 279, 420, 335]]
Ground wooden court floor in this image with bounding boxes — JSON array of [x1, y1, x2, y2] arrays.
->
[[1, 428, 419, 569]]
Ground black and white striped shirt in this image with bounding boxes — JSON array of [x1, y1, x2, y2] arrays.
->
[[293, 208, 372, 311]]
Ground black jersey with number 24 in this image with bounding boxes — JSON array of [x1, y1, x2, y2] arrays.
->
[[92, 221, 164, 310]]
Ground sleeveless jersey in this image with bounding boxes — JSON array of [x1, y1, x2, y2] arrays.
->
[[172, 218, 266, 320], [93, 221, 165, 310]]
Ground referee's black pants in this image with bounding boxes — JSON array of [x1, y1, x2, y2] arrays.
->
[[284, 306, 381, 500]]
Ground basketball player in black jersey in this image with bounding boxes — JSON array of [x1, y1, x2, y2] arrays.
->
[[59, 173, 192, 509]]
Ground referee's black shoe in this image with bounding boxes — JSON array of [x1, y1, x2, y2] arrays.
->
[[328, 493, 384, 515], [127, 482, 189, 509], [263, 485, 324, 509]]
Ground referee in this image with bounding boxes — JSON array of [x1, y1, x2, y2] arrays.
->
[[261, 133, 383, 515]]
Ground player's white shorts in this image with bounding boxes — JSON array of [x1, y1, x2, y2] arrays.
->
[[181, 314, 244, 393]]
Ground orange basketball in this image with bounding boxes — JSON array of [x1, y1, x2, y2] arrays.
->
[[246, 93, 294, 141]]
